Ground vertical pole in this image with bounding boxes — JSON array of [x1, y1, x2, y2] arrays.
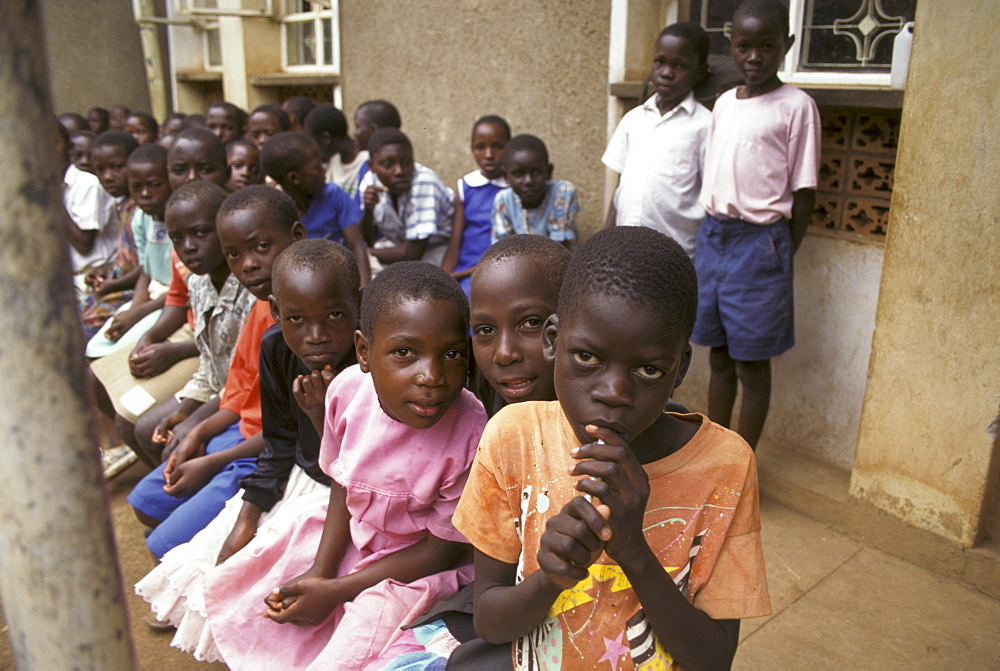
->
[[133, 0, 169, 122], [0, 2, 136, 668]]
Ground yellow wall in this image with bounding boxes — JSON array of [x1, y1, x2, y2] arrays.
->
[[850, 0, 1000, 546], [338, 0, 612, 239]]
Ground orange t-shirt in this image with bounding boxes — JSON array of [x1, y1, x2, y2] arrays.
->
[[219, 299, 275, 437], [453, 401, 770, 670], [164, 249, 195, 329]]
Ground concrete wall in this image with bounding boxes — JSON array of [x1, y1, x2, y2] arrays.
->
[[40, 0, 151, 115], [674, 233, 884, 470], [338, 0, 612, 239], [850, 0, 1000, 547]]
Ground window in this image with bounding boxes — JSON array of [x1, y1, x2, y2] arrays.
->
[[281, 0, 339, 72], [204, 23, 222, 70], [691, 0, 916, 86]]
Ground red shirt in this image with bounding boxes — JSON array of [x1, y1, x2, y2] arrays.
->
[[220, 299, 275, 437], [164, 249, 195, 329]]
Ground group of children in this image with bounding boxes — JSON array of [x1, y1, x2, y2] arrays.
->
[[51, 0, 824, 666]]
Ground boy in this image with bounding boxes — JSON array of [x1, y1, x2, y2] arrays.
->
[[304, 104, 365, 197], [358, 128, 454, 267], [88, 107, 109, 134], [109, 104, 131, 132], [282, 95, 315, 134], [454, 227, 769, 669], [694, 0, 820, 448], [128, 185, 306, 558], [225, 139, 261, 192], [246, 104, 290, 148], [350, 99, 402, 202], [492, 134, 578, 250], [261, 131, 370, 285], [69, 131, 96, 174], [205, 101, 247, 144], [602, 22, 712, 257], [168, 127, 230, 190], [61, 121, 116, 277]]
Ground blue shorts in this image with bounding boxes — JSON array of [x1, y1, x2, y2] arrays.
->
[[691, 214, 794, 361], [126, 421, 257, 558]]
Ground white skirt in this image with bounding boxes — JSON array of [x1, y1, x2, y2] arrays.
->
[[135, 466, 329, 662]]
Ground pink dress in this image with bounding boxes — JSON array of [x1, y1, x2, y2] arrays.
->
[[203, 364, 487, 670]]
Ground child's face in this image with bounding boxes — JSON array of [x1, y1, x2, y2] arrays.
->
[[730, 13, 793, 90], [70, 136, 94, 174], [168, 138, 228, 191], [128, 162, 171, 220], [88, 110, 108, 134], [206, 108, 244, 144], [217, 208, 305, 300], [226, 144, 261, 192], [355, 298, 470, 429], [505, 148, 551, 209], [471, 122, 508, 180], [287, 143, 326, 196], [651, 34, 704, 111], [353, 107, 377, 151], [165, 199, 224, 276], [109, 107, 128, 131], [125, 115, 156, 145], [91, 145, 130, 198], [371, 143, 415, 197], [270, 266, 358, 371], [471, 256, 557, 404], [246, 111, 281, 148], [543, 293, 691, 450], [162, 116, 184, 137]]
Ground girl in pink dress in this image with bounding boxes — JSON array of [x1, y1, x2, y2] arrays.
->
[[203, 262, 487, 669]]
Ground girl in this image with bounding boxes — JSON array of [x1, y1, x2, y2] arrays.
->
[[203, 262, 487, 670], [441, 115, 510, 296]]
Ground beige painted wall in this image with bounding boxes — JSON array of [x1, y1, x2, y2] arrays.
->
[[40, 0, 151, 115], [850, 0, 1000, 547], [339, 0, 612, 239]]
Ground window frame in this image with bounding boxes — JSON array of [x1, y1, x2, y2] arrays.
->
[[279, 0, 340, 74]]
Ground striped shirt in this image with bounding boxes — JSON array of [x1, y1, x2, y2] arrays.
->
[[359, 163, 454, 245]]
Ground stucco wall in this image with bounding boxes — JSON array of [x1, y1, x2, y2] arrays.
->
[[673, 233, 884, 470], [339, 0, 612, 239], [40, 0, 151, 115], [850, 0, 1000, 547]]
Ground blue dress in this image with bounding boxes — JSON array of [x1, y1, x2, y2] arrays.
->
[[455, 170, 507, 295]]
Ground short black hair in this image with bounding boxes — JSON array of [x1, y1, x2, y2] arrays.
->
[[659, 22, 710, 66], [251, 104, 291, 131], [165, 180, 228, 221], [733, 0, 790, 36], [89, 107, 109, 122], [128, 142, 168, 169], [359, 261, 468, 340], [207, 101, 248, 129], [217, 184, 298, 233], [260, 131, 316, 184], [304, 104, 349, 139], [558, 227, 698, 339], [93, 130, 139, 156], [70, 130, 95, 142], [272, 238, 361, 306], [473, 234, 570, 299], [357, 100, 402, 129], [283, 96, 315, 123], [226, 138, 259, 156], [127, 111, 159, 138], [110, 104, 131, 116], [172, 127, 228, 169], [368, 128, 412, 157], [181, 114, 206, 129], [472, 115, 512, 142], [503, 134, 549, 166], [58, 112, 87, 130]]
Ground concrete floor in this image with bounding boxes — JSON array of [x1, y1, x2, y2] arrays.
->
[[2, 463, 999, 669]]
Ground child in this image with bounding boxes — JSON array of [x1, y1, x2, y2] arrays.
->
[[69, 130, 95, 174], [246, 103, 290, 148], [492, 134, 578, 250], [136, 238, 360, 655], [694, 0, 820, 448], [161, 112, 186, 138], [350, 99, 403, 202], [88, 107, 109, 134], [359, 128, 454, 267], [225, 139, 261, 192], [168, 127, 230, 190], [127, 185, 306, 559], [602, 22, 712, 257], [61, 122, 116, 278], [282, 95, 315, 134], [206, 101, 248, 144], [304, 104, 365, 198], [261, 131, 370, 284], [109, 104, 131, 132], [454, 226, 770, 669], [126, 112, 159, 145], [59, 112, 88, 136], [202, 262, 486, 670], [442, 115, 511, 295], [182, 114, 206, 129]]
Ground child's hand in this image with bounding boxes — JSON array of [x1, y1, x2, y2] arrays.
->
[[128, 342, 177, 378], [362, 184, 386, 212], [105, 307, 143, 342], [537, 497, 612, 589], [292, 366, 335, 422], [162, 430, 205, 483], [264, 575, 347, 627], [217, 516, 257, 565], [162, 454, 217, 498], [152, 411, 188, 447], [85, 267, 111, 291], [570, 425, 651, 566]]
